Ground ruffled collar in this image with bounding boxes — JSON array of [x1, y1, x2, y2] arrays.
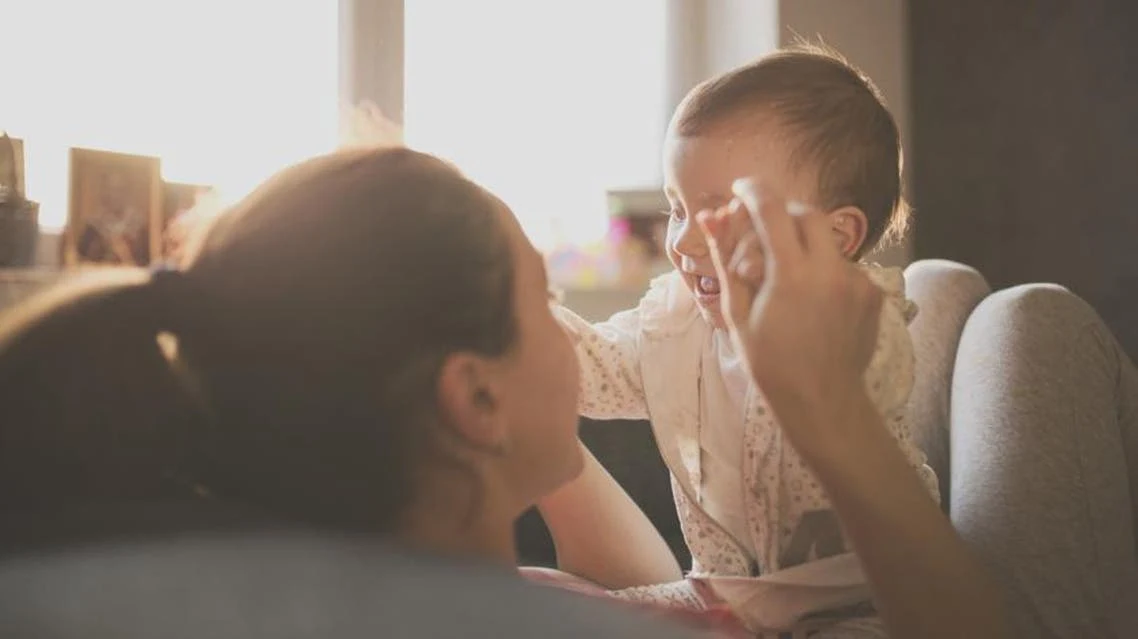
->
[[637, 271, 702, 339], [861, 263, 918, 323]]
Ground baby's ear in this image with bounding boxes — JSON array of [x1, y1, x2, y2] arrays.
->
[[827, 206, 868, 258]]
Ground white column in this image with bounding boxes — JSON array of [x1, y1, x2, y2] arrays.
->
[[665, 0, 709, 117], [704, 0, 780, 77], [339, 0, 405, 125]]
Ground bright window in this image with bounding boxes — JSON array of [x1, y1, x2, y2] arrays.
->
[[1, 0, 339, 230], [403, 1, 668, 249]]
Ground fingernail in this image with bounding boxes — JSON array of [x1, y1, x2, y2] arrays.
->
[[731, 177, 759, 200]]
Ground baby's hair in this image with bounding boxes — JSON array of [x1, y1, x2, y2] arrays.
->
[[672, 42, 908, 255]]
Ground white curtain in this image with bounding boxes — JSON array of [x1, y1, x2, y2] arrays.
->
[[0, 0, 339, 230], [403, 1, 668, 249]]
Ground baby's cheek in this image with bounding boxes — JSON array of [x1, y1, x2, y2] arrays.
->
[[664, 230, 684, 270]]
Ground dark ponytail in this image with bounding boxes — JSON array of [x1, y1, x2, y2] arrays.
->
[[0, 269, 203, 512]]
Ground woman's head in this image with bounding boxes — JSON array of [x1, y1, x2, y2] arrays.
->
[[0, 147, 582, 543]]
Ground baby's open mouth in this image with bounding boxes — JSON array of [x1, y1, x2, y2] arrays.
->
[[696, 275, 721, 296]]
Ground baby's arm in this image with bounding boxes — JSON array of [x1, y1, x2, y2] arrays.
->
[[538, 445, 683, 588], [555, 306, 650, 421], [864, 271, 941, 501], [536, 306, 676, 587]]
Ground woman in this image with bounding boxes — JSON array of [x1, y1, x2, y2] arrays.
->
[[3, 148, 585, 555], [0, 146, 1022, 636]]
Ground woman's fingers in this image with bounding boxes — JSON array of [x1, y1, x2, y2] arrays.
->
[[721, 199, 765, 282], [794, 205, 839, 262], [731, 178, 803, 272], [728, 230, 764, 284], [697, 209, 732, 276], [723, 198, 753, 241], [695, 209, 728, 270], [697, 209, 753, 330]]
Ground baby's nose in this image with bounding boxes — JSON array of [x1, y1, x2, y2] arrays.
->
[[673, 220, 710, 257], [680, 254, 713, 275]]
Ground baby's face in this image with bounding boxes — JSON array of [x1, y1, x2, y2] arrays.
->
[[662, 118, 817, 329]]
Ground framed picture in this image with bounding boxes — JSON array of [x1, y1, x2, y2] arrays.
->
[[65, 148, 162, 267]]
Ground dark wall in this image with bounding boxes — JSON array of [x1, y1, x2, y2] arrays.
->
[[516, 418, 690, 570], [910, 1, 1138, 359]]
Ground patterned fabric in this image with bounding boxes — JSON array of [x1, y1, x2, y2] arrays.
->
[[610, 578, 707, 609], [558, 264, 939, 636], [520, 567, 750, 637]]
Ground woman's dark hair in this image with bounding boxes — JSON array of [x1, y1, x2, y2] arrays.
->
[[0, 148, 518, 532]]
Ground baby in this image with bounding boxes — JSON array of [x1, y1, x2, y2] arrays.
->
[[556, 45, 939, 637]]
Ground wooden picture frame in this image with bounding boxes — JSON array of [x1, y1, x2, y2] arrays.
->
[[65, 148, 162, 267]]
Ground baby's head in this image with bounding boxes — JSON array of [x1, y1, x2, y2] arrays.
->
[[662, 44, 906, 328]]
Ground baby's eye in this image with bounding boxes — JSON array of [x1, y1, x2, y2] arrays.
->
[[663, 207, 686, 222]]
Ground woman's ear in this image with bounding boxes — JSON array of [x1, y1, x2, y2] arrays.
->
[[828, 206, 869, 258], [435, 353, 509, 454]]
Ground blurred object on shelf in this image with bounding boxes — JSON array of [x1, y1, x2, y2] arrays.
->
[[64, 148, 162, 267], [0, 132, 39, 268], [607, 187, 671, 287], [546, 235, 621, 291], [546, 188, 672, 291], [163, 182, 219, 265]]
